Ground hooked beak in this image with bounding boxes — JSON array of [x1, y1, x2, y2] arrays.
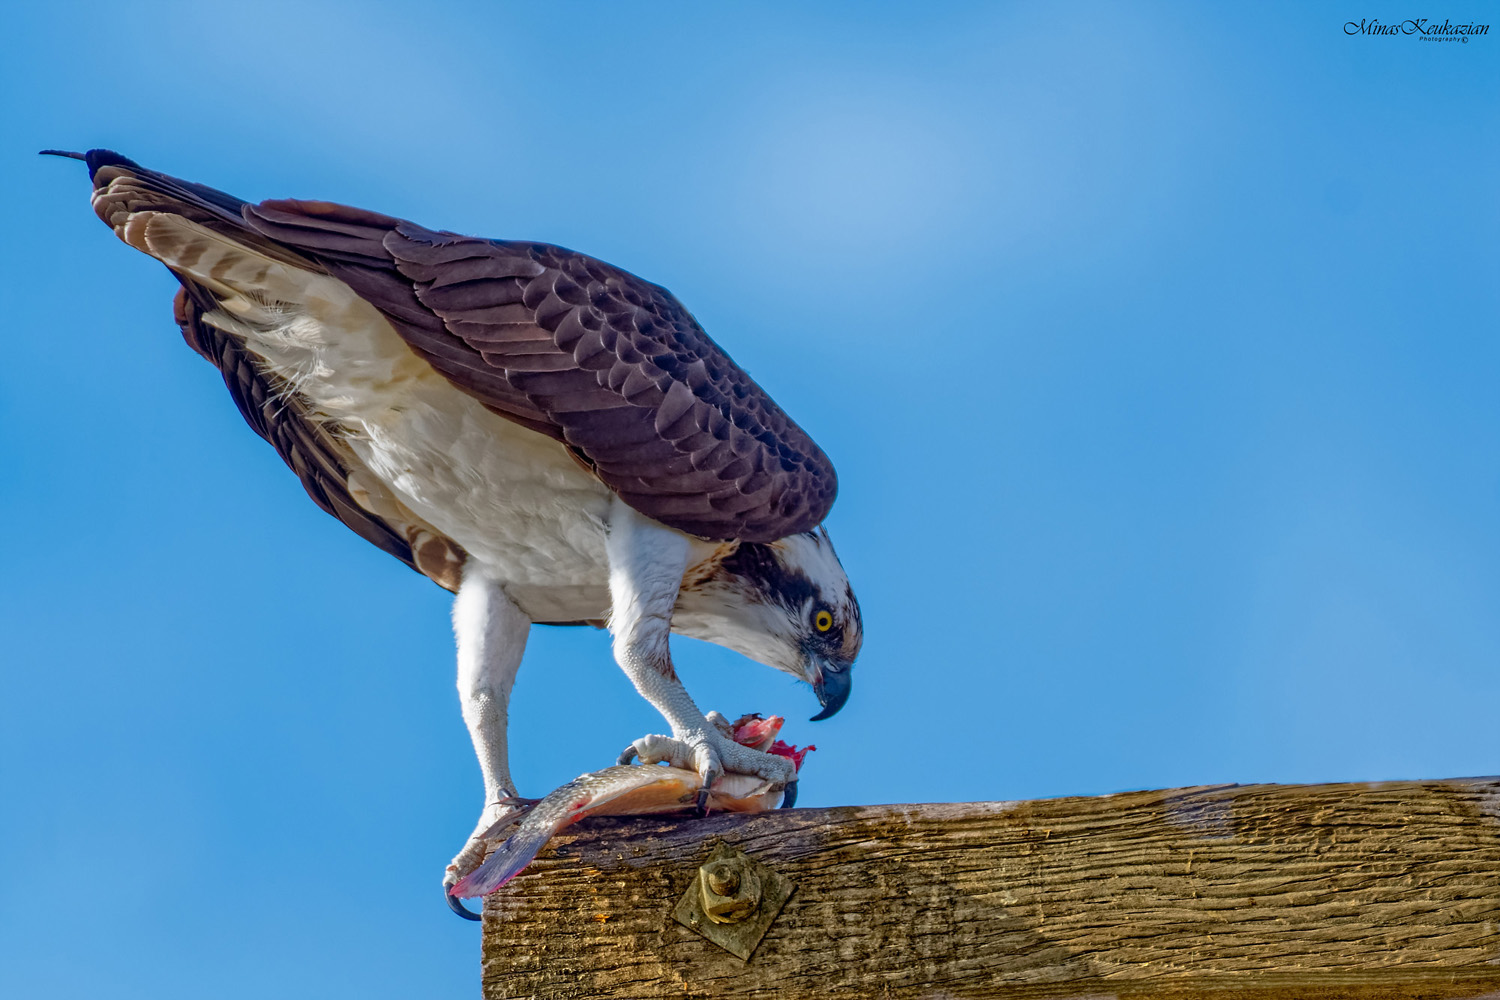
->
[[809, 656, 852, 721]]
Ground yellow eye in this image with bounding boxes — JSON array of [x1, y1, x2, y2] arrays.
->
[[814, 610, 834, 632]]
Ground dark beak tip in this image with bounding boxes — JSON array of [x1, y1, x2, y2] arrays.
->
[[809, 665, 851, 722]]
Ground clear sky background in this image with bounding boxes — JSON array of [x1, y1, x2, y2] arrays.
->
[[2, 2, 1496, 997]]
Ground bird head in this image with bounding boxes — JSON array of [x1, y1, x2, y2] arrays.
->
[[675, 528, 862, 721]]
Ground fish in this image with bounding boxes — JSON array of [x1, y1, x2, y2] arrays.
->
[[450, 715, 813, 899]]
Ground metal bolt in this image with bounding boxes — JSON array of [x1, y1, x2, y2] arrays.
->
[[699, 857, 761, 924], [674, 843, 798, 960]]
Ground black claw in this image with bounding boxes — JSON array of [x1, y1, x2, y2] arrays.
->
[[780, 780, 799, 809], [618, 745, 640, 765], [446, 889, 482, 921], [498, 794, 539, 807], [695, 787, 711, 818]]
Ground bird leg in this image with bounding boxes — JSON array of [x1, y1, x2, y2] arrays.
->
[[444, 567, 536, 915], [606, 501, 797, 801]]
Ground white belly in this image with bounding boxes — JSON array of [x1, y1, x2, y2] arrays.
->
[[212, 267, 616, 621]]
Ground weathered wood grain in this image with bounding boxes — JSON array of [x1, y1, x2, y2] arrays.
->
[[480, 778, 1500, 999]]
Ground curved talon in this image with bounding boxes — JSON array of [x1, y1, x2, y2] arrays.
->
[[498, 794, 540, 808], [618, 744, 640, 766], [446, 889, 482, 921], [780, 780, 799, 809], [695, 787, 711, 817]]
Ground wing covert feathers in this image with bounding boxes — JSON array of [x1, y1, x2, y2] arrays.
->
[[82, 150, 839, 544], [245, 204, 838, 541]]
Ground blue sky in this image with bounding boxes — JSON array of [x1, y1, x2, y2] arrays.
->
[[2, 2, 1496, 997]]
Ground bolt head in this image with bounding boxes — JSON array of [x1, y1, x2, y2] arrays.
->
[[705, 863, 741, 896]]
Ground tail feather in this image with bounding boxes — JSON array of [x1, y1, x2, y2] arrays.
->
[[75, 149, 315, 272]]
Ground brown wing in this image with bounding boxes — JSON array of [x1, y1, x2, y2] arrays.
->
[[244, 202, 838, 542], [67, 149, 471, 594]]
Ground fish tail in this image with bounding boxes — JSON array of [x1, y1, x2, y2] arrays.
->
[[450, 821, 558, 898]]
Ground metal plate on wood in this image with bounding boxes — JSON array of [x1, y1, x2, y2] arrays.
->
[[672, 841, 795, 961]]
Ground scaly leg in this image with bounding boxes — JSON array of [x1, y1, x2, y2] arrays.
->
[[444, 566, 534, 916], [606, 500, 795, 799]]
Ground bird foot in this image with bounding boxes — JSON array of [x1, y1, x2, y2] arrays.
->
[[443, 795, 539, 920], [617, 711, 796, 808]]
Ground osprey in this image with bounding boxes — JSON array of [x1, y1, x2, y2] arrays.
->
[[51, 150, 862, 917]]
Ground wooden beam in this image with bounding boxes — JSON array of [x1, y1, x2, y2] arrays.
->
[[480, 777, 1500, 999]]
